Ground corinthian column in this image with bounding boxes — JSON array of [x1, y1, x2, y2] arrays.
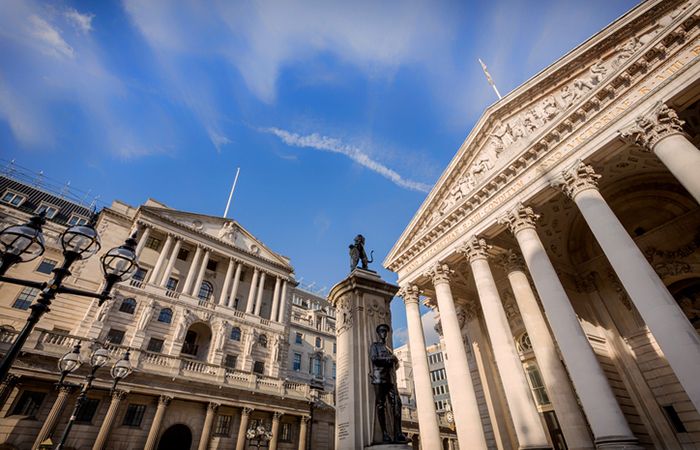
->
[[229, 262, 244, 308], [501, 250, 593, 449], [298, 415, 310, 450], [620, 103, 700, 203], [197, 402, 220, 450], [182, 246, 203, 294], [558, 162, 700, 413], [32, 385, 75, 450], [270, 411, 283, 450], [397, 285, 441, 450], [270, 277, 282, 321], [149, 234, 173, 284], [144, 395, 173, 450], [92, 390, 128, 450], [427, 264, 488, 450], [500, 204, 639, 449], [460, 237, 550, 449], [193, 249, 211, 296], [159, 238, 182, 287], [277, 280, 289, 322], [135, 225, 151, 257], [254, 271, 267, 316], [220, 258, 236, 306], [246, 269, 260, 314], [235, 407, 252, 450]]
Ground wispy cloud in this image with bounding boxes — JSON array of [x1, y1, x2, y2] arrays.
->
[[262, 127, 431, 193], [64, 8, 94, 34], [26, 14, 74, 59]]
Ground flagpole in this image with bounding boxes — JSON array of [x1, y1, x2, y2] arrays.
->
[[223, 167, 240, 219], [478, 58, 502, 100]]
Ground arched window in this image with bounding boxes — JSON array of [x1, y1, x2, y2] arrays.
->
[[157, 308, 173, 324], [258, 334, 268, 348], [516, 332, 532, 353], [119, 298, 137, 314], [198, 281, 214, 301], [230, 327, 241, 341]]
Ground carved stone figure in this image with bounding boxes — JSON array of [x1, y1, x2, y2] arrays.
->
[[349, 234, 374, 271], [490, 119, 515, 152], [96, 299, 112, 322], [589, 59, 608, 85], [472, 157, 493, 177], [217, 221, 237, 242], [370, 324, 406, 444], [136, 298, 156, 331], [560, 85, 575, 107], [542, 95, 560, 120], [613, 36, 642, 68]]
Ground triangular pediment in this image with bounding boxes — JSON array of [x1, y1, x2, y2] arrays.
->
[[142, 206, 292, 268], [385, 0, 691, 270]]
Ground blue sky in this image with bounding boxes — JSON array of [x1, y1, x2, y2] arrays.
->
[[0, 0, 641, 346]]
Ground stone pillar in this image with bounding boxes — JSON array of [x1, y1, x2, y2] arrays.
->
[[460, 238, 550, 449], [193, 249, 211, 297], [0, 374, 18, 409], [298, 415, 310, 450], [328, 269, 401, 450], [397, 285, 441, 450], [254, 271, 267, 316], [143, 395, 173, 450], [621, 103, 700, 203], [182, 246, 203, 295], [197, 402, 220, 450], [230, 262, 243, 308], [500, 204, 639, 449], [270, 411, 283, 450], [92, 390, 127, 450], [270, 277, 282, 322], [559, 162, 700, 413], [246, 269, 260, 314], [427, 264, 488, 450], [32, 385, 74, 450], [501, 250, 594, 449], [277, 280, 289, 322], [235, 407, 252, 450], [135, 225, 151, 257], [220, 258, 236, 306], [159, 238, 182, 287], [149, 234, 173, 284]]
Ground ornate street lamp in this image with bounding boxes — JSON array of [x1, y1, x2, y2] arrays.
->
[[246, 423, 273, 450], [109, 350, 133, 391], [57, 344, 83, 385], [0, 214, 140, 382]]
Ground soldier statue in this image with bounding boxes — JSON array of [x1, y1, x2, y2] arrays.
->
[[370, 323, 407, 444], [349, 234, 374, 271]]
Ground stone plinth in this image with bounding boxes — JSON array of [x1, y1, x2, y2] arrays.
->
[[328, 269, 399, 450]]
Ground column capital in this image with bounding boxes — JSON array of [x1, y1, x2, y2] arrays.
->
[[158, 395, 173, 406], [111, 389, 128, 401], [499, 250, 527, 273], [620, 102, 687, 151], [300, 415, 310, 423], [241, 406, 254, 416], [426, 263, 453, 286], [556, 161, 601, 199], [397, 284, 421, 306], [207, 402, 220, 412], [56, 384, 76, 395], [458, 237, 491, 263], [273, 411, 284, 420], [499, 203, 540, 234]]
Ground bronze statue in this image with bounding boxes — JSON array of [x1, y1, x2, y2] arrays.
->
[[370, 324, 406, 444], [349, 234, 374, 271]]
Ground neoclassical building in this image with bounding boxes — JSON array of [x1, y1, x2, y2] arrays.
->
[[385, 1, 700, 449], [0, 177, 333, 449]]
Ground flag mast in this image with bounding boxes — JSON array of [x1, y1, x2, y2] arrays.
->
[[478, 58, 502, 100], [223, 167, 240, 219]]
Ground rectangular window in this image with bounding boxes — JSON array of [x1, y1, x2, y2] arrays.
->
[[293, 353, 302, 372], [526, 364, 550, 406], [1, 191, 26, 206], [662, 405, 687, 433], [166, 277, 179, 291], [206, 260, 218, 272], [295, 332, 303, 345], [147, 338, 164, 353], [122, 404, 147, 427], [67, 215, 88, 226], [36, 258, 58, 274], [315, 337, 322, 348], [75, 398, 100, 423], [10, 391, 45, 417], [225, 354, 237, 369], [281, 422, 292, 441], [106, 329, 125, 345], [35, 203, 59, 219], [332, 362, 336, 379], [145, 236, 161, 250], [132, 268, 148, 282], [13, 287, 39, 310], [312, 357, 322, 377], [253, 361, 265, 374], [333, 342, 336, 354], [177, 248, 189, 260], [214, 414, 233, 436]]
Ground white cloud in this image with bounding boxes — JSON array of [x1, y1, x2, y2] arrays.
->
[[421, 309, 440, 346], [207, 128, 233, 153], [262, 127, 432, 193], [64, 8, 94, 34], [26, 14, 74, 59]]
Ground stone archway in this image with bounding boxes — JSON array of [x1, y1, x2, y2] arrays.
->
[[157, 423, 193, 450]]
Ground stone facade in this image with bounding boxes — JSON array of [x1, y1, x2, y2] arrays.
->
[[386, 1, 700, 449]]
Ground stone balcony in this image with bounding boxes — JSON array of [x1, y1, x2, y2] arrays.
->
[[0, 327, 333, 405]]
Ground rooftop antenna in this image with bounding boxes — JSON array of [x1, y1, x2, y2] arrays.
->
[[80, 189, 92, 207], [478, 58, 502, 100], [89, 195, 100, 210], [223, 167, 241, 219], [35, 170, 44, 188], [61, 181, 71, 198], [3, 159, 15, 176]]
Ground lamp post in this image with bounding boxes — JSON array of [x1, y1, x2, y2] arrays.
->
[[54, 346, 132, 449], [307, 387, 322, 450], [0, 214, 139, 383]]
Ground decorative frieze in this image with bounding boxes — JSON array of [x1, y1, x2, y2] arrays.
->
[[557, 161, 602, 199], [458, 237, 491, 263], [499, 203, 540, 234], [620, 102, 687, 150]]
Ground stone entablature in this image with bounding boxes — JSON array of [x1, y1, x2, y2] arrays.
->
[[385, 0, 700, 282]]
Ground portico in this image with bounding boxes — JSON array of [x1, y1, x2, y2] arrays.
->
[[386, 2, 700, 448]]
